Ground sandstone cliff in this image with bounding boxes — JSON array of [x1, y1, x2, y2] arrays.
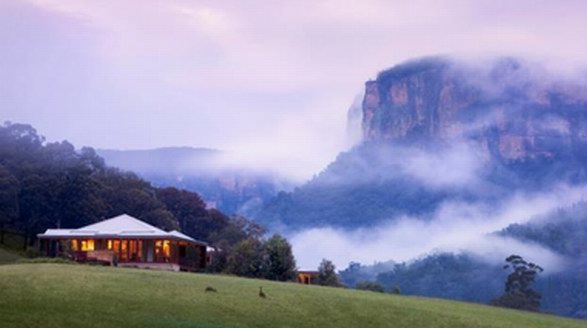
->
[[361, 57, 587, 162], [257, 57, 587, 230]]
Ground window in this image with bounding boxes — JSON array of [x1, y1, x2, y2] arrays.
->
[[70, 239, 79, 251], [112, 240, 120, 252], [129, 240, 142, 262], [163, 240, 170, 258], [120, 240, 128, 262], [155, 240, 171, 262], [80, 240, 95, 251]]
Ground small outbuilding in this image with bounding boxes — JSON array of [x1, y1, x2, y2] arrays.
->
[[37, 214, 207, 272], [297, 270, 319, 284]]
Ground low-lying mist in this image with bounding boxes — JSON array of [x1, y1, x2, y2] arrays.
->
[[289, 184, 587, 271]]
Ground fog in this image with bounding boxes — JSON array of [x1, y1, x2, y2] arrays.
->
[[290, 184, 587, 271], [2, 0, 587, 182], [285, 56, 587, 271], [3, 0, 587, 274]]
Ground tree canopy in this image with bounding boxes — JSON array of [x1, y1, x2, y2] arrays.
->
[[0, 121, 298, 281], [317, 259, 343, 287], [490, 255, 544, 312]]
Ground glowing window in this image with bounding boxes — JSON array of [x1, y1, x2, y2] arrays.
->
[[81, 240, 95, 251], [154, 240, 171, 262], [162, 240, 170, 257], [70, 239, 78, 251]]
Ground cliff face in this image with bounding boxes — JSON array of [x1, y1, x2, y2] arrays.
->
[[257, 57, 587, 230], [361, 57, 587, 162]]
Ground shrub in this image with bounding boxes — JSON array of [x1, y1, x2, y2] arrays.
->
[[356, 281, 385, 293]]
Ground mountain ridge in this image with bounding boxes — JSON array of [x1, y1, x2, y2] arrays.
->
[[96, 147, 292, 215], [256, 57, 587, 229]]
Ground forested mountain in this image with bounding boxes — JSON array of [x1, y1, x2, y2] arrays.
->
[[0, 122, 260, 249], [257, 57, 587, 229], [97, 148, 291, 216], [339, 201, 587, 319]]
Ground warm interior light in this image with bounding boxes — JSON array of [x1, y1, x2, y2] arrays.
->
[[163, 240, 170, 257], [70, 239, 78, 251], [155, 240, 161, 254], [81, 239, 95, 251]]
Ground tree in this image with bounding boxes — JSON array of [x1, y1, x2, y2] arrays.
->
[[0, 121, 285, 270], [157, 187, 227, 241], [0, 165, 20, 243], [356, 281, 385, 293], [490, 255, 544, 312], [226, 237, 267, 278], [317, 259, 343, 287], [206, 240, 230, 273], [263, 234, 296, 281]]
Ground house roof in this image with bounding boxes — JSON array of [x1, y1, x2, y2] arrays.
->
[[37, 214, 207, 245]]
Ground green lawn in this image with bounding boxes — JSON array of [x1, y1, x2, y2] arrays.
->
[[0, 264, 585, 328]]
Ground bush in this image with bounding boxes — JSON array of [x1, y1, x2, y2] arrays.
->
[[390, 285, 401, 295], [356, 281, 385, 293], [25, 246, 40, 258]]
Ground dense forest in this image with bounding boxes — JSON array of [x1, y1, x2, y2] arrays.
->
[[96, 148, 287, 216], [0, 122, 297, 280], [339, 202, 587, 319], [256, 141, 587, 230], [0, 122, 244, 246]]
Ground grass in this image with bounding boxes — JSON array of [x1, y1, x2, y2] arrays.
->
[[0, 264, 586, 328]]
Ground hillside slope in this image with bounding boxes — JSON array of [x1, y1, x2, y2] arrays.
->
[[339, 201, 587, 319], [0, 264, 585, 328]]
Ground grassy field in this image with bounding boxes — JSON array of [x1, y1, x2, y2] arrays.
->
[[0, 264, 585, 328]]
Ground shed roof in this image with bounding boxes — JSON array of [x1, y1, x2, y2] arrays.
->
[[37, 214, 207, 245]]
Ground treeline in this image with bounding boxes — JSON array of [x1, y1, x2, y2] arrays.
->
[[0, 122, 296, 280], [339, 204, 587, 319]]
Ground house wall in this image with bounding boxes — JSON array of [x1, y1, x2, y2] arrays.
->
[[39, 237, 207, 271], [145, 240, 154, 262], [297, 272, 319, 284]]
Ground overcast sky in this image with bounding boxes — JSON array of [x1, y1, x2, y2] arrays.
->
[[2, 0, 587, 181]]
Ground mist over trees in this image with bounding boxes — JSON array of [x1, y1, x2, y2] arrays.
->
[[0, 122, 297, 281], [339, 202, 587, 319], [97, 147, 287, 217], [257, 57, 587, 231]]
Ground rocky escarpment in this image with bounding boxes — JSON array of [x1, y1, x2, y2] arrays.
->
[[362, 57, 587, 162], [257, 57, 587, 230]]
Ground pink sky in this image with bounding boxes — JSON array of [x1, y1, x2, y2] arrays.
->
[[2, 0, 587, 181]]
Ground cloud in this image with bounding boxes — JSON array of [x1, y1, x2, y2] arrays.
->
[[399, 143, 482, 188], [289, 184, 587, 271], [2, 0, 587, 182]]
